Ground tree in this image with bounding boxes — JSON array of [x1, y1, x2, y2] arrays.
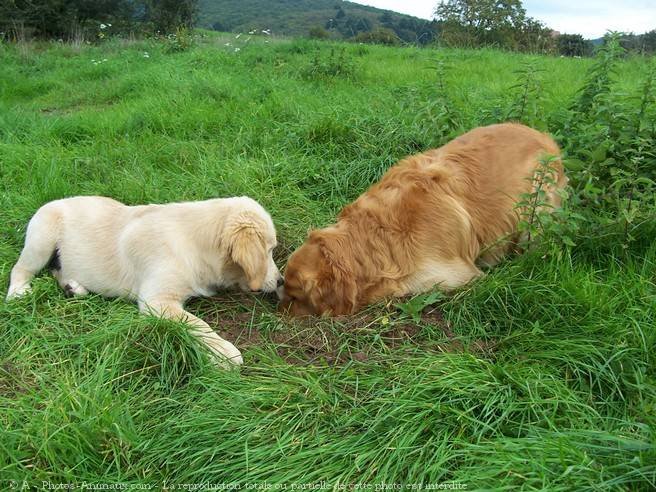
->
[[642, 29, 656, 53], [379, 12, 394, 28], [0, 0, 137, 38], [618, 30, 656, 54], [557, 34, 592, 57], [211, 21, 226, 32], [516, 17, 556, 53], [143, 0, 197, 33], [434, 0, 555, 53], [435, 0, 527, 33], [643, 30, 656, 54], [334, 15, 372, 37], [0, 0, 197, 38]]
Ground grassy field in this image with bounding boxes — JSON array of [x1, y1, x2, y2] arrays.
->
[[1, 32, 654, 490]]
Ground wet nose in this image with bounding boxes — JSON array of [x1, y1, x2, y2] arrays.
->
[[277, 277, 284, 287]]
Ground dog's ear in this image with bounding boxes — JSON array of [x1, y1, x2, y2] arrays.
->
[[230, 220, 268, 291], [310, 230, 359, 315], [314, 265, 358, 315]]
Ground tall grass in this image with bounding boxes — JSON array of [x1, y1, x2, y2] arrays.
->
[[0, 33, 654, 489]]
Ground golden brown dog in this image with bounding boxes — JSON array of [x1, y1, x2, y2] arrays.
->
[[282, 123, 567, 316]]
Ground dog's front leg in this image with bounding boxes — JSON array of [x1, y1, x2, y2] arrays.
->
[[139, 297, 243, 367]]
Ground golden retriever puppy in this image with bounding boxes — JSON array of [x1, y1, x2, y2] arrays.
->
[[7, 196, 283, 366], [282, 123, 567, 316]]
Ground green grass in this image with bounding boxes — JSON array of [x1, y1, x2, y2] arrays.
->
[[1, 33, 654, 489]]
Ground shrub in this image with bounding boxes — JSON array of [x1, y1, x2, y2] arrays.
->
[[557, 34, 593, 57], [308, 26, 330, 40], [352, 28, 399, 46]]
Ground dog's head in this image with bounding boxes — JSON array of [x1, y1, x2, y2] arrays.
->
[[227, 198, 282, 294], [280, 228, 358, 317]]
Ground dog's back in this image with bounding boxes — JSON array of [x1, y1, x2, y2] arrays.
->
[[283, 123, 567, 316]]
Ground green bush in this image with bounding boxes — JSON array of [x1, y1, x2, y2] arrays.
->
[[352, 27, 399, 45], [308, 26, 330, 40]]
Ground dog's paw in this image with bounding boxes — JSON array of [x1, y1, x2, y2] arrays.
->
[[6, 283, 31, 300], [206, 338, 244, 368], [63, 280, 89, 297]]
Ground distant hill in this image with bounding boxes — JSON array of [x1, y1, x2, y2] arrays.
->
[[197, 0, 437, 44]]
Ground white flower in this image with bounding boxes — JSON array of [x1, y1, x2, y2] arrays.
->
[[234, 47, 240, 52], [224, 42, 232, 46], [248, 30, 256, 35], [143, 52, 150, 58], [235, 33, 241, 39], [100, 23, 107, 30], [107, 23, 112, 27], [262, 29, 271, 35]]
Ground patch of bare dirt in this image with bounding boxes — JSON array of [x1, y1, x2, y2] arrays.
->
[[190, 294, 496, 366]]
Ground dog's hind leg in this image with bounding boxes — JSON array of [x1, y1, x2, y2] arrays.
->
[[403, 257, 483, 295], [7, 203, 62, 300]]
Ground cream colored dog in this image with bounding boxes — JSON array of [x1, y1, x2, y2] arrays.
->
[[6, 196, 283, 366]]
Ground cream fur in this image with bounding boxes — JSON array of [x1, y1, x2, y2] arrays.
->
[[7, 195, 282, 367]]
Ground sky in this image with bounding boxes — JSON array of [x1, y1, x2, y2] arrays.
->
[[350, 0, 656, 39]]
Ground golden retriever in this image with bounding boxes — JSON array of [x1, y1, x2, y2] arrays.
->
[[282, 123, 567, 316], [7, 196, 283, 366]]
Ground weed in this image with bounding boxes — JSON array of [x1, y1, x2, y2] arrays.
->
[[395, 292, 443, 324], [301, 47, 355, 80], [164, 26, 195, 53], [506, 59, 544, 127], [415, 57, 461, 140], [570, 32, 624, 117]]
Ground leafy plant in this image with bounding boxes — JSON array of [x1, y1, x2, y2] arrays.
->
[[164, 26, 195, 53], [506, 59, 544, 127], [516, 155, 558, 247], [415, 57, 461, 140], [301, 47, 355, 79], [570, 32, 624, 117], [395, 292, 443, 323]]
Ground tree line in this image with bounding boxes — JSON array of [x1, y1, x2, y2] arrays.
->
[[432, 0, 656, 56], [315, 6, 437, 46], [2, 0, 654, 57], [308, 0, 654, 57], [0, 0, 197, 39]]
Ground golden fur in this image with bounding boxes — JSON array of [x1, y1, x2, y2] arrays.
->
[[282, 123, 567, 316], [7, 196, 282, 366]]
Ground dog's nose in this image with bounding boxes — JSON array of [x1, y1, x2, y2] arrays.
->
[[277, 277, 284, 287]]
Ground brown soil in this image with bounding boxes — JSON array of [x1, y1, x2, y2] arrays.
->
[[190, 293, 496, 367]]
